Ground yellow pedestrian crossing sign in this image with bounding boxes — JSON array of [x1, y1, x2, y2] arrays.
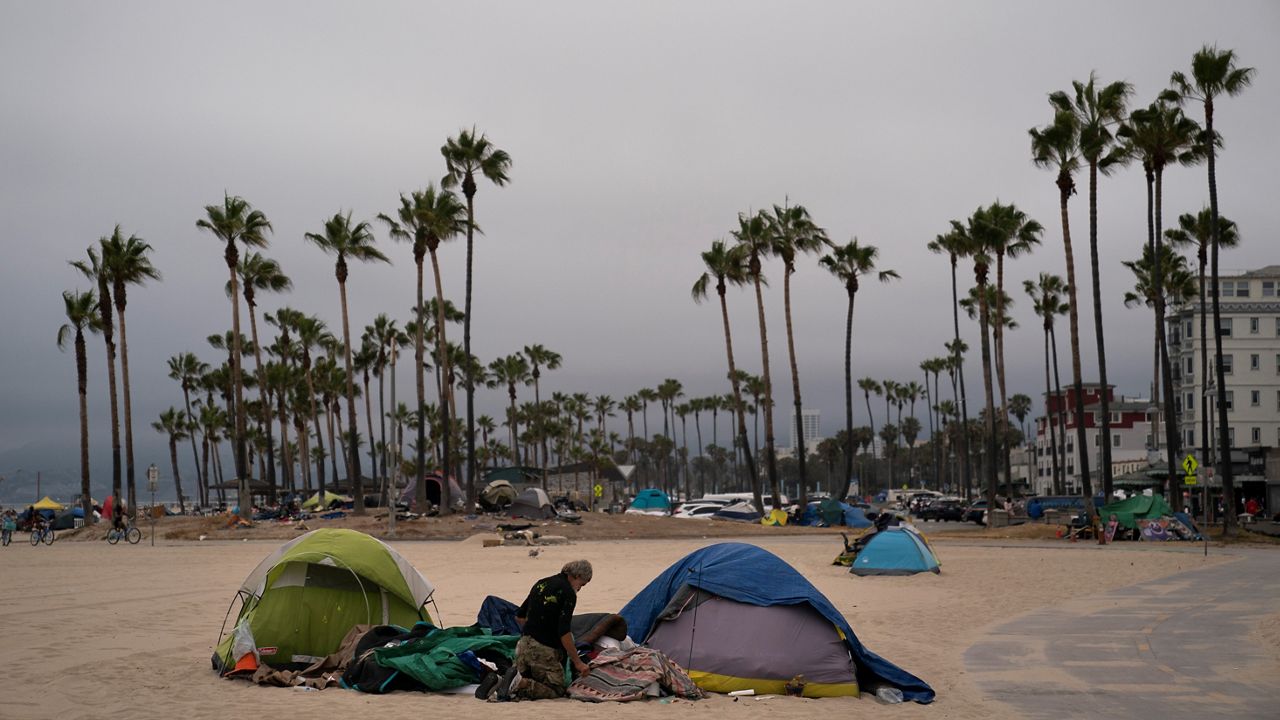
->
[[1181, 455, 1198, 475], [593, 484, 603, 498]]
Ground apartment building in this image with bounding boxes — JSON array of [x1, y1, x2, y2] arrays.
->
[[1032, 384, 1153, 495]]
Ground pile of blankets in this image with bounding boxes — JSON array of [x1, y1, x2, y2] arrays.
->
[[568, 647, 705, 703]]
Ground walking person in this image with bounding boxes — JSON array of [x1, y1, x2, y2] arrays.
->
[[494, 559, 593, 701]]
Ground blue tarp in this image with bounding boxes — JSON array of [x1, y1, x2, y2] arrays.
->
[[619, 542, 935, 704], [476, 595, 522, 637], [798, 500, 873, 528]]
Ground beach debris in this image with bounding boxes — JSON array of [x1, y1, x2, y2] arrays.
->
[[528, 548, 541, 558]]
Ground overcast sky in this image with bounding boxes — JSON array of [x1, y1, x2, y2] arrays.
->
[[2, 1, 1277, 474]]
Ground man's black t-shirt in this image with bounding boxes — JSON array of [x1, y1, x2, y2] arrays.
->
[[516, 572, 577, 649]]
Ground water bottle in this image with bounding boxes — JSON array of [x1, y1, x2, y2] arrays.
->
[[875, 686, 904, 704]]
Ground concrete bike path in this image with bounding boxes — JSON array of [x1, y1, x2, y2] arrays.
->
[[964, 546, 1280, 719]]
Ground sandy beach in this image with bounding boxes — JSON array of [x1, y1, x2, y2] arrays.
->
[[2, 526, 1262, 720]]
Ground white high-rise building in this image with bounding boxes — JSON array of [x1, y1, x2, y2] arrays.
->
[[791, 409, 822, 452]]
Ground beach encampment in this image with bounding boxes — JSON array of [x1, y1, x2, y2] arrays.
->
[[399, 473, 464, 510], [33, 496, 65, 511], [301, 490, 349, 510], [799, 498, 873, 528], [212, 529, 434, 673], [507, 487, 555, 519], [850, 526, 941, 576], [626, 488, 671, 515], [711, 500, 760, 523], [479, 479, 518, 511], [620, 543, 934, 702]]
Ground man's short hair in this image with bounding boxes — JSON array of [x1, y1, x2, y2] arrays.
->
[[561, 559, 593, 582]]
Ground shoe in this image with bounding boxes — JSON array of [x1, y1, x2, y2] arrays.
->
[[475, 671, 500, 700], [495, 666, 522, 702]]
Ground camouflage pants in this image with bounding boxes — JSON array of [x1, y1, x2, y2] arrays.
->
[[515, 635, 567, 700]]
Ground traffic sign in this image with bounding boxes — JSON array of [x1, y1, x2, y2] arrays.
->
[[593, 484, 603, 498], [1181, 454, 1198, 475], [1184, 475, 1198, 486]]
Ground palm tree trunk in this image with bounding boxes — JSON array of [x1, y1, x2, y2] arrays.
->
[[75, 330, 94, 523], [1153, 169, 1182, 509], [99, 280, 122, 510], [1205, 103, 1237, 535], [116, 304, 138, 519], [246, 305, 275, 498], [428, 249, 453, 512], [716, 281, 760, 509], [783, 266, 808, 507], [843, 291, 855, 497], [362, 371, 377, 503], [305, 360, 326, 495], [1198, 247, 1210, 519], [508, 391, 520, 464], [949, 256, 973, 502], [751, 271, 778, 513], [977, 282, 998, 511], [277, 391, 292, 494], [1043, 325, 1060, 495], [693, 411, 705, 497], [225, 246, 251, 518], [414, 257, 427, 509], [923, 366, 937, 490], [995, 255, 1012, 495], [378, 357, 387, 489], [463, 191, 478, 517], [1088, 162, 1114, 500], [337, 276, 364, 515], [1057, 180, 1095, 524], [1050, 324, 1068, 494], [169, 436, 185, 513], [181, 385, 201, 506], [863, 389, 877, 496]]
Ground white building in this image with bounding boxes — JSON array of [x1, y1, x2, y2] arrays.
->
[[1033, 384, 1155, 495], [790, 408, 822, 452], [1167, 265, 1280, 458]]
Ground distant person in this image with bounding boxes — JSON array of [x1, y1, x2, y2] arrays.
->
[[1244, 497, 1260, 517], [494, 559, 593, 701], [112, 497, 127, 533]]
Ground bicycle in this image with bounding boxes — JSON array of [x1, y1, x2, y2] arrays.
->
[[106, 522, 141, 545], [30, 525, 55, 546]]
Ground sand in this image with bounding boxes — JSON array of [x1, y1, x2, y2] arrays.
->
[[0, 533, 1233, 720]]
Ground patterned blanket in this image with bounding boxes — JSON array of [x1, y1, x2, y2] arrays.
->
[[568, 647, 706, 703]]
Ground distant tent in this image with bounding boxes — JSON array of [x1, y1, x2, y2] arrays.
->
[[620, 543, 934, 702], [33, 496, 65, 511], [850, 526, 940, 576], [800, 497, 871, 527], [479, 480, 518, 511], [212, 529, 434, 673], [842, 505, 873, 528], [508, 487, 555, 519], [1098, 494, 1176, 530], [626, 488, 671, 516], [711, 500, 760, 523], [51, 510, 77, 530], [301, 490, 350, 510], [399, 473, 464, 510]]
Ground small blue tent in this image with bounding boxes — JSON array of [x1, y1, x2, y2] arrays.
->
[[620, 543, 934, 703], [627, 488, 671, 515], [850, 526, 940, 576], [842, 505, 873, 528], [799, 499, 873, 528]]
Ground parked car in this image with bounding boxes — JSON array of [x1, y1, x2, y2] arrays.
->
[[963, 500, 988, 525], [672, 498, 730, 519], [917, 497, 966, 522]]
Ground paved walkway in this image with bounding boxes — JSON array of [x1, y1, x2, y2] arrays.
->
[[965, 546, 1280, 719]]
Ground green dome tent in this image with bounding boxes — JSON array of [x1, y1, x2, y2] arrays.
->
[[214, 529, 434, 673]]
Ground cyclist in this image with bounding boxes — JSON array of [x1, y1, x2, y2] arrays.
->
[[112, 496, 128, 534]]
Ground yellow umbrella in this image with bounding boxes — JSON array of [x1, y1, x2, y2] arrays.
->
[[33, 496, 66, 511]]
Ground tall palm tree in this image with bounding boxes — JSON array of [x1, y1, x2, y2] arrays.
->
[[1119, 98, 1202, 503], [489, 354, 531, 464], [100, 228, 161, 517], [692, 239, 761, 511], [927, 231, 974, 500], [197, 194, 272, 515], [821, 240, 898, 499], [1166, 208, 1240, 488], [951, 208, 999, 511], [733, 210, 783, 508], [231, 251, 291, 495], [152, 408, 190, 513], [354, 337, 380, 487], [305, 211, 389, 514], [1030, 109, 1095, 522], [656, 378, 684, 496], [168, 353, 209, 504], [857, 377, 881, 493], [767, 202, 829, 505], [1170, 46, 1254, 535], [70, 246, 122, 512], [523, 344, 562, 484], [58, 289, 101, 524], [1025, 274, 1068, 494], [441, 128, 512, 509], [972, 201, 1042, 489], [1051, 73, 1133, 498]]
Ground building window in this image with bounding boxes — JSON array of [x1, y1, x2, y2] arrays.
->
[[1185, 320, 1193, 337], [1186, 393, 1194, 410], [1251, 427, 1261, 444], [1251, 390, 1260, 406], [1110, 412, 1120, 423], [1252, 354, 1261, 371], [1185, 356, 1194, 376], [1264, 280, 1277, 297], [1093, 433, 1099, 447], [1186, 429, 1194, 447], [1220, 280, 1233, 297], [1250, 317, 1260, 334], [1224, 391, 1234, 411], [1112, 434, 1121, 448], [1223, 354, 1234, 375], [1276, 390, 1280, 411], [1276, 353, 1280, 375], [1229, 427, 1235, 446], [1221, 318, 1233, 337]]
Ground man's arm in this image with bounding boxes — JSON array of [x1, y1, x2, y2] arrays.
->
[[561, 631, 589, 675]]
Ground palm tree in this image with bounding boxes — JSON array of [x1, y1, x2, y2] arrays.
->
[[58, 289, 101, 524], [732, 210, 784, 509], [168, 352, 209, 506], [656, 378, 684, 497], [489, 354, 531, 464], [927, 231, 974, 500], [152, 408, 190, 513], [523, 344, 562, 484], [70, 246, 122, 512], [1030, 108, 1095, 522], [692, 239, 761, 510], [1166, 208, 1240, 488], [305, 211, 389, 514], [1119, 98, 1203, 503], [1169, 46, 1254, 534], [972, 201, 1042, 489], [1051, 73, 1133, 499], [1025, 273, 1069, 494], [857, 377, 881, 492], [766, 202, 829, 506], [197, 194, 272, 515], [231, 251, 291, 495], [821, 240, 898, 500], [951, 207, 999, 511], [441, 128, 512, 510], [354, 337, 380, 487]]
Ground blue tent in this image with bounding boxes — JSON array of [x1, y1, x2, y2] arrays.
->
[[799, 499, 873, 528], [850, 527, 940, 576], [620, 542, 935, 703], [627, 488, 671, 515], [842, 505, 873, 528]]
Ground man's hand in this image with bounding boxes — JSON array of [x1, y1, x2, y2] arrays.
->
[[573, 658, 590, 676]]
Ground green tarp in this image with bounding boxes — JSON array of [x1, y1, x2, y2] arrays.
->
[[374, 626, 519, 690], [1099, 494, 1176, 530]]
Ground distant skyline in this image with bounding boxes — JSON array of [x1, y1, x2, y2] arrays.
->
[[2, 2, 1278, 496]]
